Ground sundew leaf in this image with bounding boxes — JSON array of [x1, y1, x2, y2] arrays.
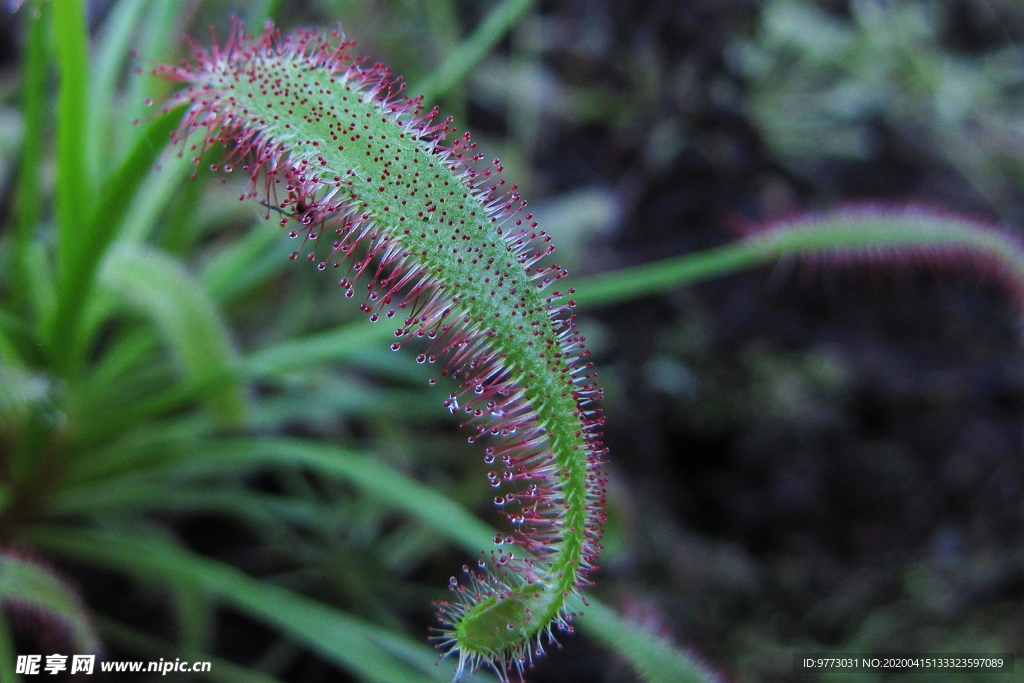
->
[[98, 243, 246, 427], [27, 527, 489, 683], [0, 552, 99, 654], [154, 22, 610, 675], [573, 205, 1024, 316]]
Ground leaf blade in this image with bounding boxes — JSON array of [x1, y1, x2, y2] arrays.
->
[[99, 244, 247, 427], [28, 528, 477, 683], [58, 437, 716, 683]]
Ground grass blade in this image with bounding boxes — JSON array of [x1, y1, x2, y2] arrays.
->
[[99, 244, 246, 427], [47, 111, 182, 368], [98, 617, 288, 683], [89, 0, 151, 182], [119, 143, 197, 245], [28, 527, 479, 683], [55, 436, 717, 682], [93, 111, 183, 243], [145, 438, 718, 683], [52, 0, 91, 262], [413, 0, 537, 103], [246, 0, 285, 25], [0, 308, 40, 366], [10, 4, 47, 317], [50, 0, 93, 366], [245, 322, 405, 378], [201, 224, 292, 303], [63, 414, 215, 485], [49, 0, 92, 368], [122, 0, 185, 154]]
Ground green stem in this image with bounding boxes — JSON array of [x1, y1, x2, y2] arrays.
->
[[574, 242, 764, 308], [413, 0, 536, 103], [573, 211, 1024, 309]]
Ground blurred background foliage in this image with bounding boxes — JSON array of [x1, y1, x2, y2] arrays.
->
[[0, 0, 1022, 682]]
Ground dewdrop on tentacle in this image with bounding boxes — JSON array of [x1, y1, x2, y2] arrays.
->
[[154, 20, 607, 681]]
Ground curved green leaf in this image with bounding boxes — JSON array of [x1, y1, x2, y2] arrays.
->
[[413, 0, 537, 103], [99, 244, 246, 427], [28, 527, 487, 683]]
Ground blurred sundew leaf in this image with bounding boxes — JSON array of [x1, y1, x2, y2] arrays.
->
[[98, 244, 246, 427], [576, 599, 722, 683], [0, 552, 99, 654], [27, 527, 488, 683]]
